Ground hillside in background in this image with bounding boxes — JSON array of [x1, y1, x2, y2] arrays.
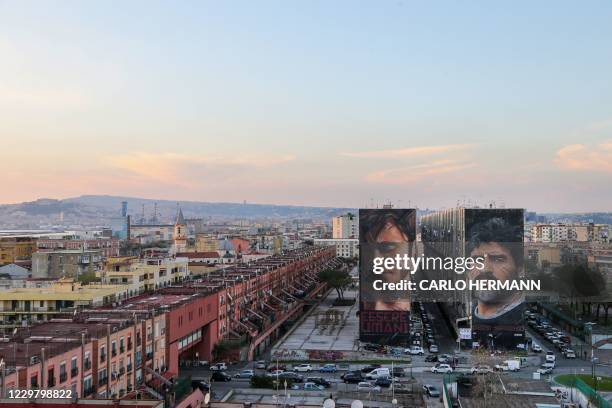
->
[[0, 195, 355, 229]]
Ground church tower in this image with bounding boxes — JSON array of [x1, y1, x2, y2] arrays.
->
[[173, 206, 187, 254]]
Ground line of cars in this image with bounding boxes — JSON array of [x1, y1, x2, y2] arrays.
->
[[341, 364, 407, 392], [410, 302, 439, 355], [526, 310, 576, 359]]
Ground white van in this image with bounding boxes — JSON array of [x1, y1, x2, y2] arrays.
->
[[365, 367, 390, 380]]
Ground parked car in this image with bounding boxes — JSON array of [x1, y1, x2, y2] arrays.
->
[[279, 372, 304, 383], [255, 360, 267, 369], [546, 351, 556, 363], [392, 367, 405, 377], [429, 344, 439, 353], [234, 369, 255, 379], [267, 363, 287, 372], [319, 364, 337, 373], [303, 382, 325, 391], [343, 372, 363, 384], [564, 350, 576, 359], [425, 355, 438, 363], [210, 372, 232, 382], [537, 366, 553, 375], [375, 377, 392, 387], [268, 370, 285, 377], [406, 346, 424, 356], [361, 364, 382, 373], [437, 354, 451, 364], [471, 365, 492, 375], [306, 377, 331, 388], [357, 382, 381, 392], [541, 362, 556, 370], [423, 385, 441, 397], [431, 364, 453, 374], [209, 362, 227, 371], [294, 364, 313, 372]]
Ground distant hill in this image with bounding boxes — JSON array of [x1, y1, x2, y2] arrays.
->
[[0, 195, 355, 229]]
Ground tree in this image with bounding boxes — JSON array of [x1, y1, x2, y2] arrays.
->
[[318, 269, 352, 300]]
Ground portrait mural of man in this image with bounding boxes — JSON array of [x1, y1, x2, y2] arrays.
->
[[359, 208, 416, 344], [465, 209, 525, 350]]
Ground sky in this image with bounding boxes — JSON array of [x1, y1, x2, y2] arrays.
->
[[1, 1, 611, 212]]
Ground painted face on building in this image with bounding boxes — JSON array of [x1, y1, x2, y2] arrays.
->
[[374, 219, 410, 285], [469, 242, 519, 305]]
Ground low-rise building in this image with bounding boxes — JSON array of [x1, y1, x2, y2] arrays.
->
[[313, 238, 358, 258], [0, 279, 128, 328], [31, 249, 105, 279]]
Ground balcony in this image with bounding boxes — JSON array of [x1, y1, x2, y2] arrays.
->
[[111, 350, 117, 357], [83, 386, 96, 397], [59, 372, 67, 383], [99, 377, 107, 386], [100, 353, 106, 363], [71, 367, 78, 377], [84, 360, 91, 370], [146, 352, 153, 360]]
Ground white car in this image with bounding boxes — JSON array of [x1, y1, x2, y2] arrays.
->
[[406, 346, 424, 355], [429, 344, 439, 353], [471, 365, 492, 375], [532, 343, 542, 353], [431, 364, 453, 374], [564, 350, 576, 359], [255, 360, 267, 369], [546, 351, 556, 363], [294, 364, 313, 372], [268, 369, 284, 376], [210, 362, 227, 371], [357, 382, 381, 392]]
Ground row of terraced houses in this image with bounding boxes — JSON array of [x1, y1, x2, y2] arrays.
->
[[0, 246, 337, 404]]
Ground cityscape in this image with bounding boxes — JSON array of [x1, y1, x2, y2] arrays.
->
[[0, 202, 611, 408], [2, 1, 612, 408]]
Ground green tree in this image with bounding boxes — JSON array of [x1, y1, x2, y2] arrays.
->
[[318, 269, 352, 300]]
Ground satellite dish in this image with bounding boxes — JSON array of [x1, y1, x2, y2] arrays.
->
[[351, 401, 364, 408], [323, 399, 335, 408], [392, 398, 398, 405], [204, 392, 210, 405]]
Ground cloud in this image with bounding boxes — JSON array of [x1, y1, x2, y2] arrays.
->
[[586, 118, 612, 132], [105, 151, 296, 186], [554, 142, 612, 173], [340, 144, 475, 158], [366, 160, 478, 184]]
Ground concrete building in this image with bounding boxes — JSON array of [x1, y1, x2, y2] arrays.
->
[[99, 256, 190, 296], [37, 237, 120, 258], [0, 237, 37, 266], [0, 279, 129, 328], [31, 249, 105, 279], [332, 213, 358, 239], [313, 238, 358, 258]]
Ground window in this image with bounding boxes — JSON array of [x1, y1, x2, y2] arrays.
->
[[111, 340, 117, 357], [30, 374, 38, 388], [59, 362, 67, 383], [119, 337, 124, 353], [47, 367, 55, 387], [100, 346, 106, 362], [71, 356, 78, 377]]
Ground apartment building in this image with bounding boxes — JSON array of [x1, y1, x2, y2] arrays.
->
[[100, 256, 189, 296], [0, 237, 37, 266], [332, 213, 358, 239], [37, 237, 120, 258], [0, 279, 129, 328], [313, 238, 358, 258], [31, 249, 105, 279]]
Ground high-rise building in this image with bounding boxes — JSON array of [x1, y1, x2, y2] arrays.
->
[[332, 213, 358, 239]]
